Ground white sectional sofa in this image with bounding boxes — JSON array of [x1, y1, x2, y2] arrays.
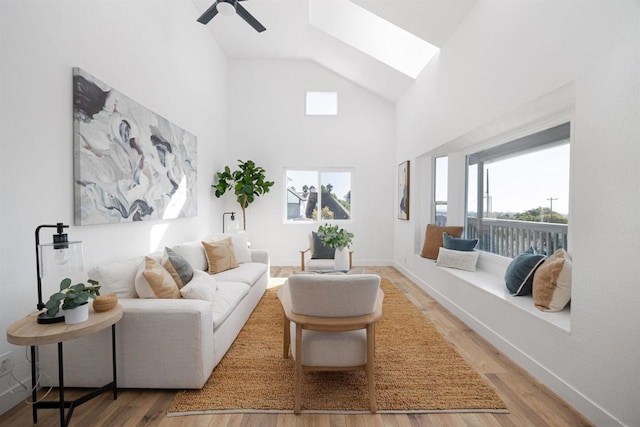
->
[[39, 235, 269, 389]]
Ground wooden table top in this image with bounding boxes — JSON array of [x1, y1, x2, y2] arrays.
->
[[6, 304, 123, 346]]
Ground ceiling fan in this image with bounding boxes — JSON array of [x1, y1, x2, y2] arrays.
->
[[197, 0, 266, 33]]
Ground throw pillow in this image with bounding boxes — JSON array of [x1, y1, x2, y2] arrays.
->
[[202, 238, 239, 274], [435, 247, 480, 272], [171, 241, 209, 271], [88, 256, 142, 298], [420, 224, 463, 260], [210, 233, 252, 264], [505, 250, 547, 296], [162, 247, 194, 289], [180, 270, 218, 301], [135, 256, 181, 299], [443, 232, 478, 251], [311, 231, 335, 259], [533, 248, 572, 311]]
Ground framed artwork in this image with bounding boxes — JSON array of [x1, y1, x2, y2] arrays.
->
[[73, 67, 197, 225], [398, 160, 410, 220]]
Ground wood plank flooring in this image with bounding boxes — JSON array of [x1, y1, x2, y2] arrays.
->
[[0, 266, 592, 426]]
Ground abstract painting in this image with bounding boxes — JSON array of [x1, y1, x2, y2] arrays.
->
[[73, 68, 197, 225], [398, 160, 410, 220]]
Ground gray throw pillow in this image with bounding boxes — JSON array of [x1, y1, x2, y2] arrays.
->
[[311, 231, 335, 259], [162, 247, 195, 288]]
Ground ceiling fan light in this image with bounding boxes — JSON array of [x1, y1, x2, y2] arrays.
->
[[217, 1, 236, 16]]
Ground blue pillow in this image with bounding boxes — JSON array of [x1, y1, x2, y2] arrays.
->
[[442, 232, 478, 251], [505, 251, 546, 296]]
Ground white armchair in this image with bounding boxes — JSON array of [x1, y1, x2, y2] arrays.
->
[[277, 274, 383, 413]]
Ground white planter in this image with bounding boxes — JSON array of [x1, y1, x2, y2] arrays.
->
[[64, 304, 89, 325], [334, 247, 350, 271]]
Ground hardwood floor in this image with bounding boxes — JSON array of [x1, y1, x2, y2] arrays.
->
[[0, 266, 591, 426]]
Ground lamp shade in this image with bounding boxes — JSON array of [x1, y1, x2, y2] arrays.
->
[[39, 240, 84, 278]]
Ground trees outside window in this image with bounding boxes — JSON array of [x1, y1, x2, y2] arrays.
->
[[286, 170, 351, 222]]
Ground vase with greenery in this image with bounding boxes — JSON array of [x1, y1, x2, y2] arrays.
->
[[317, 224, 354, 271], [45, 278, 101, 324], [213, 160, 275, 231], [316, 223, 354, 249]]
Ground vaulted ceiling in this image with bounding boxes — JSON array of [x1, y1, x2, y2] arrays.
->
[[193, 0, 477, 102]]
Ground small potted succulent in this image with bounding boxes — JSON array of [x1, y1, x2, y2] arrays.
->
[[45, 278, 101, 324], [317, 224, 354, 270]]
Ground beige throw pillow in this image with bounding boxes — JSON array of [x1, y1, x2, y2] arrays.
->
[[420, 224, 464, 260], [135, 256, 181, 299], [533, 249, 572, 312], [202, 238, 239, 274]]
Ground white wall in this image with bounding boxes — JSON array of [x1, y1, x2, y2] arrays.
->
[[0, 0, 228, 414], [225, 59, 396, 266], [395, 1, 640, 426]]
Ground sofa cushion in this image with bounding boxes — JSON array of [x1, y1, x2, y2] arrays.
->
[[211, 282, 250, 329], [172, 241, 208, 271], [135, 257, 181, 299], [180, 270, 218, 301], [211, 262, 267, 287], [88, 256, 142, 298], [162, 247, 194, 288], [203, 239, 239, 274], [420, 224, 463, 259], [533, 249, 572, 311], [210, 233, 252, 264]]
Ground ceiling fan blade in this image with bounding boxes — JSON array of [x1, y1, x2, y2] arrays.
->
[[235, 2, 266, 32], [197, 2, 219, 25]]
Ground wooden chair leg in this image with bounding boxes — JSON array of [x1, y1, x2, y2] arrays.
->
[[283, 313, 290, 358], [299, 250, 306, 271], [366, 323, 377, 413], [294, 324, 303, 414]]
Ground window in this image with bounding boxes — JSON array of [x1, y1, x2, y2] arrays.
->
[[285, 169, 351, 222], [306, 91, 338, 116], [466, 123, 570, 258], [433, 156, 448, 226]]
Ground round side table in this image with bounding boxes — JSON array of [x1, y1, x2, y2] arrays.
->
[[7, 304, 123, 426]]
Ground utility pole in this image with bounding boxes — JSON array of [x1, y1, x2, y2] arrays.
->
[[547, 197, 557, 222]]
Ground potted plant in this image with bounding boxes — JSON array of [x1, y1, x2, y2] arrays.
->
[[45, 278, 101, 324], [213, 160, 275, 231], [317, 223, 354, 271]]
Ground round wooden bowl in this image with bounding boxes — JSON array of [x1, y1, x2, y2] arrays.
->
[[93, 294, 118, 312]]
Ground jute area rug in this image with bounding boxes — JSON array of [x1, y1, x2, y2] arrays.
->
[[167, 278, 507, 415]]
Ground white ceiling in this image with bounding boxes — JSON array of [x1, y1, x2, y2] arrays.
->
[[192, 0, 476, 102]]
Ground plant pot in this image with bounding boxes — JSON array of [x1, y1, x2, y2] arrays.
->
[[64, 303, 89, 325], [334, 247, 350, 271]]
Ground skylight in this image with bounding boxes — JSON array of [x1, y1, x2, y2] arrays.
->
[[308, 0, 439, 79]]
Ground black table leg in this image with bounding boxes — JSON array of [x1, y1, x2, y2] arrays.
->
[[57, 342, 65, 426], [112, 324, 117, 400], [30, 346, 37, 424]]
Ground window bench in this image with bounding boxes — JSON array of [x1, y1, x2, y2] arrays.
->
[[408, 253, 571, 334], [439, 264, 570, 333]]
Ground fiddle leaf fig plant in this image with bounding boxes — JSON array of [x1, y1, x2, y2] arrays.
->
[[45, 278, 101, 317], [213, 160, 274, 230]]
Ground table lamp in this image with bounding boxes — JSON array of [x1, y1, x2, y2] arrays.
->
[[222, 211, 239, 233], [35, 223, 84, 324]]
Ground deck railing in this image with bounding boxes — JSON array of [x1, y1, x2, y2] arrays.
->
[[466, 217, 568, 258]]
